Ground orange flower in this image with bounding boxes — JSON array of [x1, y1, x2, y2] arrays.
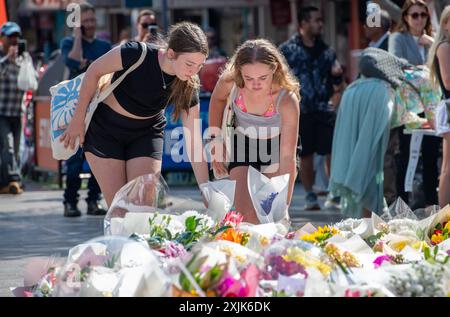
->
[[217, 228, 250, 246], [220, 228, 244, 244]]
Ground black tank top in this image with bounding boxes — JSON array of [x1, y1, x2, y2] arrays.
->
[[435, 52, 450, 99], [111, 41, 199, 117]]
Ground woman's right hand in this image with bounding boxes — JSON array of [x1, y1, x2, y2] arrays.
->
[[211, 139, 229, 178], [59, 112, 85, 150]]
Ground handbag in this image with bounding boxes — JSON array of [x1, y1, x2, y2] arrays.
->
[[17, 52, 38, 91], [49, 42, 147, 160], [213, 84, 236, 179]]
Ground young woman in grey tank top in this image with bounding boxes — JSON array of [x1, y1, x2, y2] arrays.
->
[[208, 39, 300, 224]]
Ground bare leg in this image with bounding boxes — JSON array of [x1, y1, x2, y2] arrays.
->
[[439, 134, 450, 207], [126, 157, 162, 206], [300, 154, 315, 192], [229, 166, 259, 224], [85, 152, 126, 207]]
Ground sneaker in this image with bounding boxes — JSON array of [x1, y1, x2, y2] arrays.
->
[[324, 195, 341, 210], [304, 192, 321, 210], [87, 201, 107, 216], [0, 182, 23, 195], [64, 203, 82, 217], [8, 182, 23, 195]]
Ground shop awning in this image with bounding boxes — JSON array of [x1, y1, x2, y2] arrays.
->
[[18, 0, 122, 12]]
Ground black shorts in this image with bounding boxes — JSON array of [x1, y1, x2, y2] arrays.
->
[[84, 102, 165, 161], [228, 131, 280, 172], [299, 111, 335, 157]]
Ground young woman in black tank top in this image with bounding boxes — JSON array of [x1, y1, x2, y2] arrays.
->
[[428, 5, 450, 207], [60, 22, 210, 207]]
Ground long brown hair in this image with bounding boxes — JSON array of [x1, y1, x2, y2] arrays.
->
[[222, 39, 300, 100], [164, 22, 208, 120], [428, 5, 450, 88], [396, 0, 432, 35]]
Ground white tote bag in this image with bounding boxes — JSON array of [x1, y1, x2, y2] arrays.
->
[[17, 52, 38, 91], [49, 42, 147, 160], [435, 98, 450, 136]]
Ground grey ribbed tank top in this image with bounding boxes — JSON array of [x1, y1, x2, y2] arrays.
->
[[230, 85, 285, 139]]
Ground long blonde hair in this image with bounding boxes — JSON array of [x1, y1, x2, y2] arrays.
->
[[428, 5, 450, 88], [222, 39, 300, 100], [163, 22, 208, 120]]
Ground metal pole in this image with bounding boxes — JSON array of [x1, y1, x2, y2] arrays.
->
[[162, 0, 168, 33]]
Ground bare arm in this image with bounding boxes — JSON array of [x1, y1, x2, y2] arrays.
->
[[437, 43, 450, 90], [68, 28, 83, 62], [278, 92, 300, 205], [208, 75, 234, 177], [181, 105, 210, 188], [208, 75, 234, 132], [60, 45, 124, 149]]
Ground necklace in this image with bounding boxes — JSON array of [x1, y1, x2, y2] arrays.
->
[[158, 50, 167, 90], [160, 68, 167, 90]]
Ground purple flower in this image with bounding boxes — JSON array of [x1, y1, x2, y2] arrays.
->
[[263, 254, 308, 279], [373, 255, 391, 268], [260, 192, 279, 215]]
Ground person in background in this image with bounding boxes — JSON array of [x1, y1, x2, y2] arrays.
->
[[364, 9, 398, 206], [389, 0, 440, 208], [134, 9, 159, 43], [205, 27, 226, 59], [279, 6, 344, 211], [0, 22, 25, 195], [364, 9, 392, 50], [60, 2, 111, 217], [376, 0, 445, 32], [428, 5, 450, 207]]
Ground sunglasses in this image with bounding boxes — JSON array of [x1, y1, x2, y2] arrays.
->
[[140, 23, 156, 29], [409, 12, 429, 19]]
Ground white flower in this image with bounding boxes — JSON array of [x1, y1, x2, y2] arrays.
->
[[178, 210, 214, 230]]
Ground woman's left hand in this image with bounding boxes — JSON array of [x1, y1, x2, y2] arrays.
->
[[419, 34, 434, 47]]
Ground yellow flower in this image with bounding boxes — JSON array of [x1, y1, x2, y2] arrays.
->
[[259, 236, 270, 247], [431, 234, 444, 245], [390, 241, 407, 252], [300, 226, 340, 244], [411, 241, 429, 251], [282, 247, 332, 276], [444, 221, 450, 231]]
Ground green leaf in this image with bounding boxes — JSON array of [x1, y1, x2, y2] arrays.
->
[[211, 225, 232, 237], [424, 247, 431, 260], [433, 246, 439, 257], [185, 216, 197, 232], [165, 228, 173, 240], [443, 255, 449, 264]]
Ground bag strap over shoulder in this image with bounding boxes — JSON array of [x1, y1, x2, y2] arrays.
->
[[97, 42, 148, 102]]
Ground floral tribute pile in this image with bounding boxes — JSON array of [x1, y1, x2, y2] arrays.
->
[[12, 174, 450, 297]]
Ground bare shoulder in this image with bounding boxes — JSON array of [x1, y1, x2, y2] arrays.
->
[[437, 41, 450, 56], [279, 90, 300, 116], [211, 73, 235, 100]]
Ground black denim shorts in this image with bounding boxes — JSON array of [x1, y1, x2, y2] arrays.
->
[[228, 131, 280, 172], [84, 102, 165, 161]]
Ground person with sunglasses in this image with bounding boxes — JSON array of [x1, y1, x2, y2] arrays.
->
[[134, 9, 159, 43], [388, 0, 441, 209]]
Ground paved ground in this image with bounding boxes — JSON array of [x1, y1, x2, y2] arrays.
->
[[0, 180, 342, 297]]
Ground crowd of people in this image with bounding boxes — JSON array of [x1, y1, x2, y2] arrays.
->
[[1, 1, 450, 224]]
